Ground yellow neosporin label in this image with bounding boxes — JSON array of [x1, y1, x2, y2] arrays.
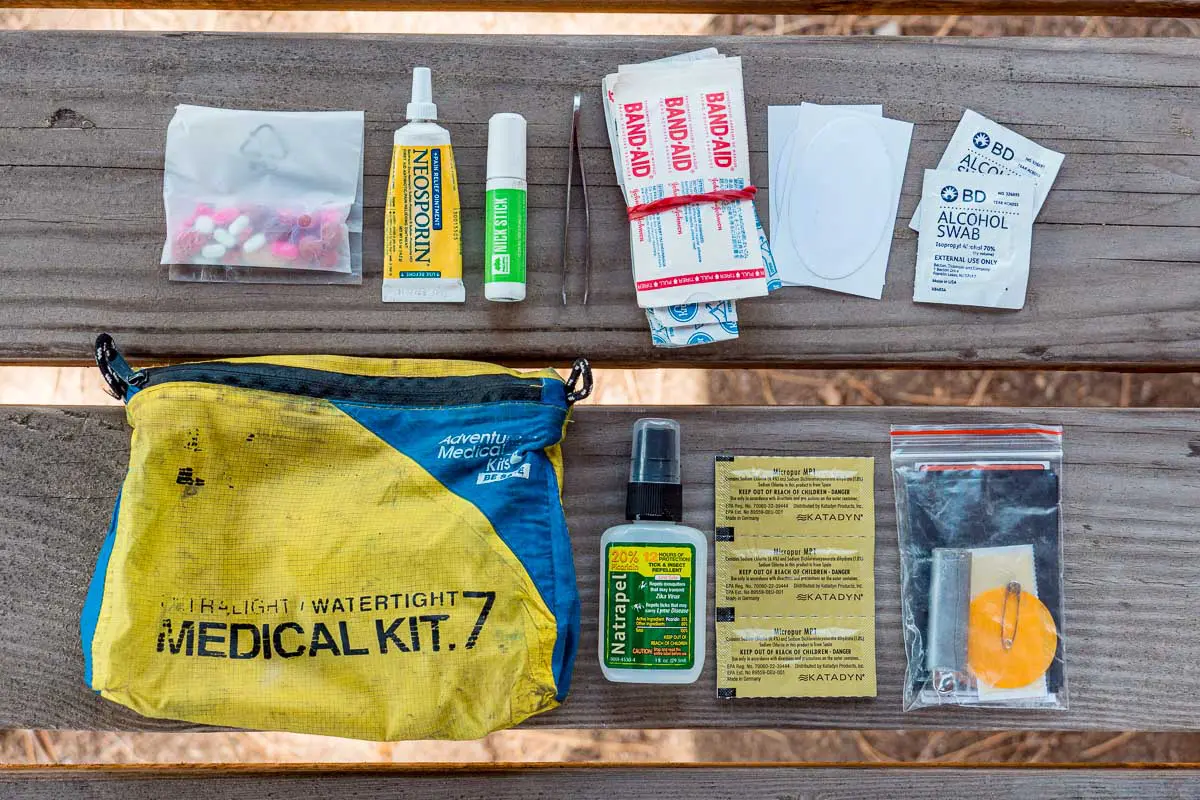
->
[[384, 144, 462, 284]]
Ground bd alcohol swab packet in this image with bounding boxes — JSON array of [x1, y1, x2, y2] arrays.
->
[[609, 56, 770, 309], [914, 169, 1036, 310], [911, 109, 1063, 231]]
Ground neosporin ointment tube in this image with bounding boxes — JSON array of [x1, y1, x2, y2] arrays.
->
[[383, 67, 464, 303]]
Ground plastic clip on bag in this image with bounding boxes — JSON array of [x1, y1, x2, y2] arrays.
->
[[83, 335, 592, 741], [890, 424, 1066, 711]]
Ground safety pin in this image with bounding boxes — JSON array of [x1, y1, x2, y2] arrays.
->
[[561, 92, 591, 306], [1000, 581, 1022, 651]]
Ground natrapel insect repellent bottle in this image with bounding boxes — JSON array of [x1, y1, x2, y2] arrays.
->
[[600, 418, 707, 684]]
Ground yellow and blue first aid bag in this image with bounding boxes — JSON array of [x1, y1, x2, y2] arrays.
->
[[82, 335, 591, 741]]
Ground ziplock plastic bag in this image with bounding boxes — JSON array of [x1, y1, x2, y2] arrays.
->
[[162, 105, 365, 284], [891, 424, 1066, 711]]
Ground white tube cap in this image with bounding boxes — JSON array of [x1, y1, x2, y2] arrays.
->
[[486, 112, 527, 180], [407, 67, 437, 121], [485, 281, 526, 302]]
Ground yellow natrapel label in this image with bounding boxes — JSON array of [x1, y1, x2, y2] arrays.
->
[[714, 456, 876, 698], [606, 545, 693, 580], [384, 144, 462, 281]]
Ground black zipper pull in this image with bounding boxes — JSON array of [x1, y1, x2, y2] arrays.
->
[[94, 333, 146, 401], [565, 357, 593, 404]]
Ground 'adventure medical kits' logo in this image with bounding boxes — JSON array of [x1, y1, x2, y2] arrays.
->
[[437, 431, 531, 485]]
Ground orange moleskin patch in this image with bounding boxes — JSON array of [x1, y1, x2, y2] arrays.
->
[[967, 585, 1057, 689]]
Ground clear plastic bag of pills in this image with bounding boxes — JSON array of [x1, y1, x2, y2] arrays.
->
[[161, 105, 364, 285]]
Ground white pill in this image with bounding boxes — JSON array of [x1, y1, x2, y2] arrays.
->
[[193, 215, 215, 234], [212, 228, 236, 247], [201, 243, 227, 259], [242, 233, 267, 254], [228, 215, 251, 236]]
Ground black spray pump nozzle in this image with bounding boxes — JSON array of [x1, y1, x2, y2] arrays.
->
[[629, 418, 681, 484], [626, 418, 683, 522]]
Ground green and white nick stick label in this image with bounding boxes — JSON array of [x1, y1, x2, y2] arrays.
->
[[484, 187, 527, 284]]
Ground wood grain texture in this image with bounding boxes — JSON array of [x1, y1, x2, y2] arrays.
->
[[2, 33, 1200, 368], [2, 405, 1199, 732], [6, 0, 1200, 15], [4, 765, 1200, 798]]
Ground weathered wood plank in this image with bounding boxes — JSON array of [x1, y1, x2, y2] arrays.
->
[[4, 765, 1200, 798], [2, 405, 1199, 732], [6, 0, 1200, 16], [1, 33, 1199, 368]]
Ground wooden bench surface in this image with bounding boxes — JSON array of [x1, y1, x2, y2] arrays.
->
[[3, 405, 1198, 733], [3, 32, 1200, 369], [9, 0, 1200, 17], [5, 765, 1200, 797]]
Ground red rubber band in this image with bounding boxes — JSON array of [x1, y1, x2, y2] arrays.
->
[[627, 186, 757, 222]]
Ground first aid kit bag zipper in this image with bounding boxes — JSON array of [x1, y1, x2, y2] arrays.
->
[[95, 334, 593, 407]]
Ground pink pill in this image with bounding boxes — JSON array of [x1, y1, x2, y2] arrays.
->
[[212, 207, 240, 225], [183, 203, 213, 228], [271, 241, 300, 260], [173, 230, 207, 260], [298, 236, 324, 260], [320, 221, 343, 244]]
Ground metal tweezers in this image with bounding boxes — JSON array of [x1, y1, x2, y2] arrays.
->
[[562, 92, 591, 305]]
